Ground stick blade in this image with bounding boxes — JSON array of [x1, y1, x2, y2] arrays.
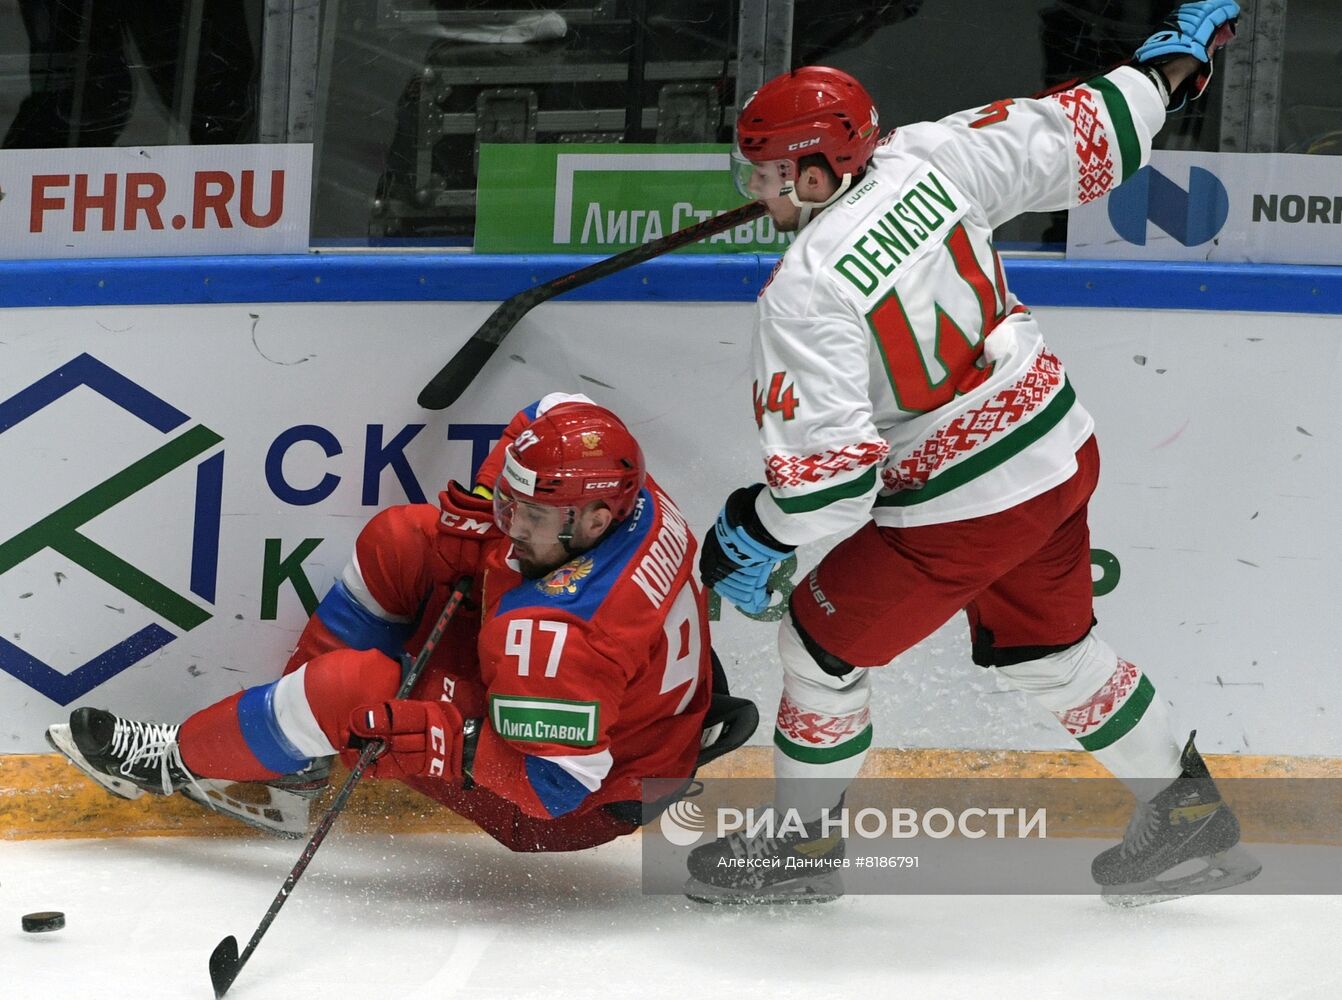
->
[[209, 935, 241, 998], [418, 335, 501, 410]]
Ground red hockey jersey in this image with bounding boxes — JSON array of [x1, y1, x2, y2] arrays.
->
[[289, 397, 712, 819]]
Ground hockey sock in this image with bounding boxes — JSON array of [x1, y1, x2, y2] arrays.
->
[[996, 634, 1182, 793], [179, 691, 288, 781], [180, 648, 402, 780], [180, 666, 334, 780], [772, 615, 872, 824]]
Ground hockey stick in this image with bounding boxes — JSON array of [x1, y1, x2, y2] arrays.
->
[[208, 575, 474, 999], [416, 200, 767, 410]]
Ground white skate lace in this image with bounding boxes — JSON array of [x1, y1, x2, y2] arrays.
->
[[113, 719, 208, 801], [1120, 801, 1159, 857], [725, 829, 783, 862]]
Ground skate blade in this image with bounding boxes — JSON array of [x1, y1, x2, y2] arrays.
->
[[180, 779, 311, 839], [45, 724, 146, 801], [266, 759, 332, 800], [1102, 846, 1263, 908], [684, 872, 843, 906]]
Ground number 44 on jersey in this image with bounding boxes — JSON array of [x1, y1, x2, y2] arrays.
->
[[753, 372, 800, 427]]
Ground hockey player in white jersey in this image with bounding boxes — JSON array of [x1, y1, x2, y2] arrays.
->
[[693, 1, 1259, 905]]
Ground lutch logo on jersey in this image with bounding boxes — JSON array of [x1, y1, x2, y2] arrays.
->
[[538, 556, 594, 596], [0, 354, 223, 705], [1107, 164, 1230, 247]]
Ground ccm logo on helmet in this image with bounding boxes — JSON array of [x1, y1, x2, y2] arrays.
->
[[787, 137, 821, 151], [586, 480, 621, 490]]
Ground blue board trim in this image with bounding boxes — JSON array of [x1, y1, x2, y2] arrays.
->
[[0, 253, 1338, 314]]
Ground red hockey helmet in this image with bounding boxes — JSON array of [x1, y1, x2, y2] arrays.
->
[[732, 66, 880, 200], [495, 402, 646, 526]]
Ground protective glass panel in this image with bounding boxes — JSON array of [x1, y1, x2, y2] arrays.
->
[[313, 0, 741, 247], [0, 0, 259, 148], [809, 0, 1238, 250], [0, 3, 1329, 249], [1277, 0, 1342, 155]]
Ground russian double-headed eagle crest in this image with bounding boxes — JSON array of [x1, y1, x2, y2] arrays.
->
[[538, 556, 594, 596]]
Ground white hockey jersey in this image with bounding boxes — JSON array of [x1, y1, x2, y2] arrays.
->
[[750, 67, 1168, 545]]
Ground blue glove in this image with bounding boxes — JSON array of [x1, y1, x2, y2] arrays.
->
[[1136, 1, 1239, 109], [699, 484, 795, 615]]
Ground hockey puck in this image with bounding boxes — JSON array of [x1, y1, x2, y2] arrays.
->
[[21, 911, 65, 933]]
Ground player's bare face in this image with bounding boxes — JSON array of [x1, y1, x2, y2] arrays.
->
[[762, 194, 804, 232]]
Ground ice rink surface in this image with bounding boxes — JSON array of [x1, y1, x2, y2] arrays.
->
[[3, 831, 1339, 1000]]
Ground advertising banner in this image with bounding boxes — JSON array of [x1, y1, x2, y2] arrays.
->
[[1067, 150, 1342, 266], [474, 143, 791, 253], [0, 298, 1338, 755], [0, 144, 312, 258]]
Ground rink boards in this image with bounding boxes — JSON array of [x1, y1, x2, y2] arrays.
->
[[0, 254, 1338, 792]]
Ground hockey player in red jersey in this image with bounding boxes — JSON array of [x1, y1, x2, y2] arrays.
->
[[692, 2, 1259, 904], [49, 394, 749, 852]]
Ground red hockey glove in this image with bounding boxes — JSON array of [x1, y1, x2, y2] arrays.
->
[[432, 480, 501, 583], [346, 699, 465, 780], [437, 481, 498, 540]]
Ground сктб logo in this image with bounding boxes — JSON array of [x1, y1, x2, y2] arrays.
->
[[0, 353, 223, 704]]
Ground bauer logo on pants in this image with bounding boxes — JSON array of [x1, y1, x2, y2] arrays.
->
[[0, 354, 223, 704]]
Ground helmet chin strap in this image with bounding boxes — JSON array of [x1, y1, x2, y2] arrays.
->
[[557, 508, 577, 554], [558, 504, 621, 557], [786, 173, 854, 230]]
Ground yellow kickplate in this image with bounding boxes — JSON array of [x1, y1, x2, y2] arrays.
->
[[0, 753, 479, 840], [3, 747, 1340, 842]]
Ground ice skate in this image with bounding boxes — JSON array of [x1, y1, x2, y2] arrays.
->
[[178, 757, 328, 839], [47, 707, 202, 800], [685, 810, 845, 905], [1093, 732, 1262, 906], [179, 774, 317, 840], [49, 708, 319, 839], [266, 755, 332, 799]]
